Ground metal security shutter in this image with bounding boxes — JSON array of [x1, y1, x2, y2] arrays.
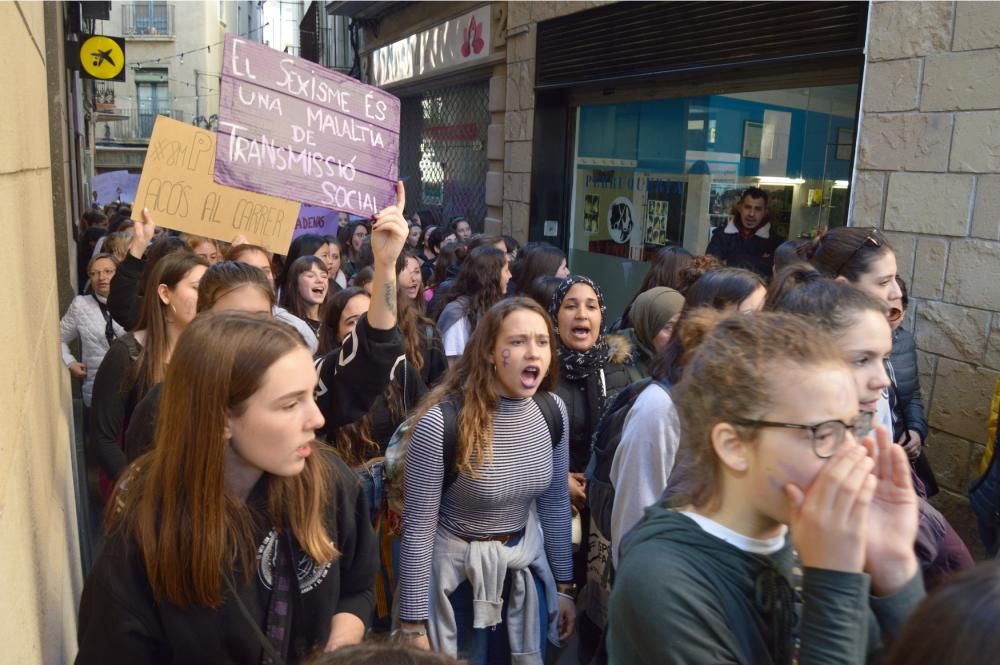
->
[[536, 1, 867, 90], [398, 81, 489, 228]]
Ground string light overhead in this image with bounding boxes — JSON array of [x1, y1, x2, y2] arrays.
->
[[130, 21, 269, 68]]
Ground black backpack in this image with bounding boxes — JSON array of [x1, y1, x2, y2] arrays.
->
[[439, 391, 564, 490], [586, 377, 671, 540]]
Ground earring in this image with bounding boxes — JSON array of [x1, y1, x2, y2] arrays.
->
[[171, 304, 177, 315]]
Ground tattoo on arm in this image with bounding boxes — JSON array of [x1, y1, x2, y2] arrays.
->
[[384, 283, 397, 316]]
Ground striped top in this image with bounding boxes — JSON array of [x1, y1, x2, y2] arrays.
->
[[397, 394, 573, 621]]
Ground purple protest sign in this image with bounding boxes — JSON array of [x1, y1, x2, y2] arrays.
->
[[293, 205, 341, 241], [215, 35, 400, 218]]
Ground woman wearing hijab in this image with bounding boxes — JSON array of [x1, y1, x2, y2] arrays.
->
[[548, 276, 640, 598], [618, 287, 685, 379]]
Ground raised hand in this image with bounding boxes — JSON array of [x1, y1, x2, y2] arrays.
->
[[129, 208, 157, 259], [369, 181, 409, 270], [785, 444, 876, 573], [861, 426, 920, 595]]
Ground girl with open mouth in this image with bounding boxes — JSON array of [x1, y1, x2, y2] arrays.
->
[[281, 255, 330, 338], [396, 297, 575, 662]]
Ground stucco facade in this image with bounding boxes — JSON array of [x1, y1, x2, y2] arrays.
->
[[0, 2, 82, 661]]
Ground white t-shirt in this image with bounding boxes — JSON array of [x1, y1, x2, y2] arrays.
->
[[442, 318, 471, 358], [681, 511, 787, 555]]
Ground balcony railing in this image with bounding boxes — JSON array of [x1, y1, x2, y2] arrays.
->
[[97, 108, 187, 142], [123, 3, 174, 38]]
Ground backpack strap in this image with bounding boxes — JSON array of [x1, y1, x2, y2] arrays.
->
[[440, 392, 563, 493], [532, 391, 564, 448], [440, 398, 462, 492]]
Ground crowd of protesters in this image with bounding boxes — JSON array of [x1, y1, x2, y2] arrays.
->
[[63, 186, 1000, 665]]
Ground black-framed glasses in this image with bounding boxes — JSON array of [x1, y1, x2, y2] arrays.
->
[[730, 412, 874, 459], [836, 228, 884, 277]]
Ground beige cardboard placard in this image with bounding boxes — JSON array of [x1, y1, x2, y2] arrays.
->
[[131, 116, 300, 254]]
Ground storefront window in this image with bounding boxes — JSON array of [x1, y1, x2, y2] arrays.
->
[[569, 84, 858, 313]]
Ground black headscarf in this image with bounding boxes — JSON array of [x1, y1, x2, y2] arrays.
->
[[549, 275, 611, 381]]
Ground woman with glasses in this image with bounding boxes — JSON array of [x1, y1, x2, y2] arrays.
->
[[579, 268, 766, 664], [607, 309, 923, 664], [767, 266, 973, 589]]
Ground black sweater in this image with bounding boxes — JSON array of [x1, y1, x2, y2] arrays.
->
[[90, 332, 144, 479], [75, 451, 377, 664]]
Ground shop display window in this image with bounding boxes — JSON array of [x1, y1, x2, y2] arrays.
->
[[568, 84, 858, 312]]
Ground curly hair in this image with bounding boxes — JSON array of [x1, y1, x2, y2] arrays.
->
[[669, 310, 841, 511]]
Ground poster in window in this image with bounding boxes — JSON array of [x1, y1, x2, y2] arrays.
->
[[583, 194, 600, 234], [644, 199, 669, 246], [742, 121, 764, 159], [607, 197, 635, 244]]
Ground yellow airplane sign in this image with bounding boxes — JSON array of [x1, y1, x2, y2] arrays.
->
[[78, 35, 126, 82]]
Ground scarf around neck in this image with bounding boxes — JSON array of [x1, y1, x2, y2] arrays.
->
[[549, 275, 610, 381]]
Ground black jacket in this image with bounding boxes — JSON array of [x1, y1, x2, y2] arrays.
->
[[554, 335, 642, 473], [76, 451, 377, 664], [705, 220, 783, 278], [125, 316, 404, 462], [889, 327, 928, 441]]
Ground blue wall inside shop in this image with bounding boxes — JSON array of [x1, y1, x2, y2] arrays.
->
[[578, 95, 853, 181]]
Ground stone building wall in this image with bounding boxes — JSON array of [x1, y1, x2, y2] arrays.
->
[[502, 1, 613, 240], [0, 2, 83, 660], [854, 0, 1000, 551]]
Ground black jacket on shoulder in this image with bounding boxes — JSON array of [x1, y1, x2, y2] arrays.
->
[[705, 220, 783, 278], [889, 326, 928, 441]]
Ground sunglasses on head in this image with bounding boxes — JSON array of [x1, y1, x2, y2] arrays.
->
[[836, 228, 885, 277]]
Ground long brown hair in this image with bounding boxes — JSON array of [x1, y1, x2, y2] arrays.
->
[[109, 312, 338, 608], [129, 252, 209, 397], [409, 297, 558, 475]]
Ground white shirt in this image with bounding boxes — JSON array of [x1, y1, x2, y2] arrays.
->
[[681, 511, 787, 555], [610, 382, 680, 566], [441, 318, 471, 358]]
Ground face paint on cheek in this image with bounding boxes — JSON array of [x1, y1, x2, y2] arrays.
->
[[501, 348, 511, 367]]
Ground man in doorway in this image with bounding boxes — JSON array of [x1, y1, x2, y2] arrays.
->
[[705, 186, 783, 277]]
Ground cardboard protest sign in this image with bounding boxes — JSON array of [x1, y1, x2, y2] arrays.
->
[[215, 35, 400, 218], [92, 170, 140, 204], [131, 116, 300, 254]]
